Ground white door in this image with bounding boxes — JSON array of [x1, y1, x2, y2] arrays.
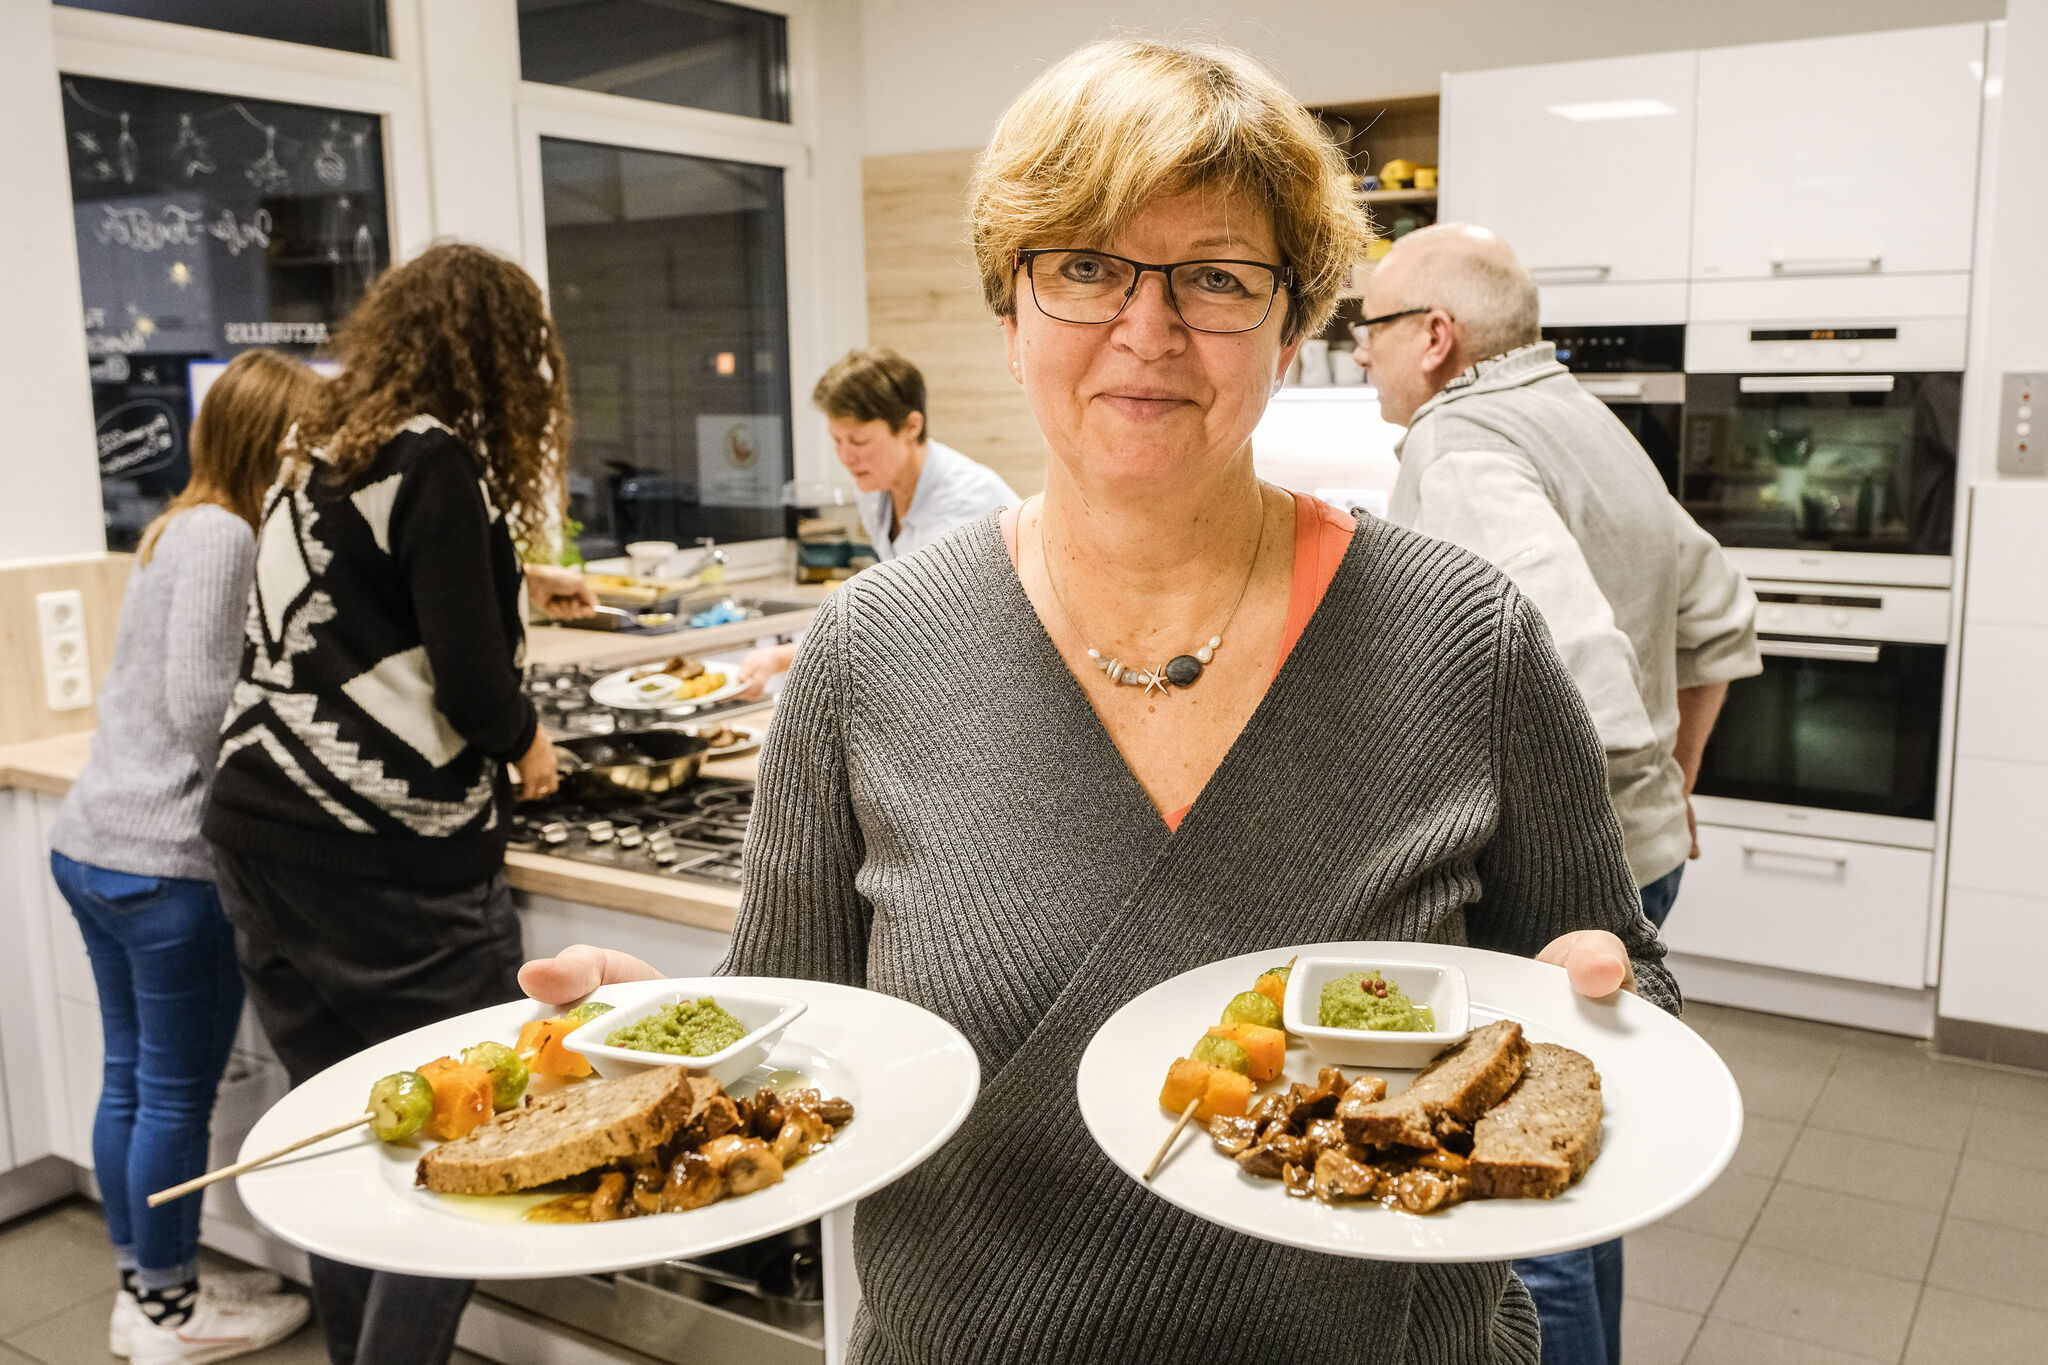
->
[[1691, 23, 1987, 282], [1442, 50, 1697, 287]]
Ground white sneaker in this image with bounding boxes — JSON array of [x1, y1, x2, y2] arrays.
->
[[126, 1290, 309, 1365], [110, 1273, 289, 1357]]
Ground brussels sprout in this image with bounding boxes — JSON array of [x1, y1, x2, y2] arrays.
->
[[566, 1000, 615, 1025], [367, 1071, 434, 1142], [1190, 1034, 1251, 1075], [461, 1040, 530, 1111], [1221, 989, 1282, 1030]]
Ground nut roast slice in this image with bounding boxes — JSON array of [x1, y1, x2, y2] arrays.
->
[[1467, 1042, 1603, 1199], [1338, 1019, 1529, 1149]]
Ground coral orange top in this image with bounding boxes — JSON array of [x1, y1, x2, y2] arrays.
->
[[1001, 492, 1357, 829]]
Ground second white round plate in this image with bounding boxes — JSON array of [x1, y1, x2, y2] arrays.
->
[[590, 665, 746, 710], [236, 977, 979, 1279], [1077, 942, 1740, 1263]]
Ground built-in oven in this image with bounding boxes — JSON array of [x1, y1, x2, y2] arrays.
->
[[1665, 580, 1948, 991], [1544, 323, 1684, 494], [1680, 319, 1962, 586]]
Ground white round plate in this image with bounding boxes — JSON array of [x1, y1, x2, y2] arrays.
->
[[236, 978, 979, 1279], [696, 724, 763, 759], [1077, 942, 1740, 1263], [590, 665, 746, 710]]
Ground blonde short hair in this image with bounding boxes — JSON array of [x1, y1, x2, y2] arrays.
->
[[967, 38, 1368, 344]]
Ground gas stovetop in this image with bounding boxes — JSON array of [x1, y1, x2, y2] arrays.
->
[[524, 662, 768, 736], [508, 778, 753, 887]]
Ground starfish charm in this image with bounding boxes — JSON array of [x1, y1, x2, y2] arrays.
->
[[1140, 664, 1172, 696]]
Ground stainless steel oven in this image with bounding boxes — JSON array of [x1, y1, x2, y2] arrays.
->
[[1544, 323, 1684, 494], [1680, 319, 1962, 586], [1692, 581, 1948, 848]]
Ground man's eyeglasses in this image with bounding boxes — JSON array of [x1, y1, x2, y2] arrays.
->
[[1349, 306, 1447, 346], [1017, 249, 1294, 335]]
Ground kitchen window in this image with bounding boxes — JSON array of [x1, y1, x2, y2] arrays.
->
[[539, 136, 793, 556], [59, 75, 393, 550], [519, 0, 791, 124], [52, 0, 392, 57]]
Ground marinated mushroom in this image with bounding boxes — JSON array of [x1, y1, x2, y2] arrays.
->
[[661, 1150, 723, 1212]]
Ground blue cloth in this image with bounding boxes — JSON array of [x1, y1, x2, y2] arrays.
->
[[1513, 1237, 1623, 1365], [51, 852, 243, 1282], [1640, 862, 1684, 929]]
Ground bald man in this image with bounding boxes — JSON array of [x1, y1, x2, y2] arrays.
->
[[1358, 223, 1759, 1365]]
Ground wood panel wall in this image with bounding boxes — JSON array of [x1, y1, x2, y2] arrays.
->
[[0, 555, 132, 747], [862, 149, 1047, 496]]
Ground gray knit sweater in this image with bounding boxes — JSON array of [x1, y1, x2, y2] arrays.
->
[[51, 505, 255, 881], [723, 511, 1680, 1365]]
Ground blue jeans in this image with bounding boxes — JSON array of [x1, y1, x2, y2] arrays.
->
[[1640, 863, 1684, 929], [1513, 1237, 1623, 1365], [51, 852, 244, 1283]]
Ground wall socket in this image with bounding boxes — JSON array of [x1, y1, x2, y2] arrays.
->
[[1996, 372, 2046, 477], [35, 589, 92, 712]]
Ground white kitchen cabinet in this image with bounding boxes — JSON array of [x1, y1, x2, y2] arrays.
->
[[1662, 823, 1932, 988], [1691, 24, 1987, 283], [1442, 50, 1697, 298]]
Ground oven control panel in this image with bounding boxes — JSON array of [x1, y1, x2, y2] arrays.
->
[[1686, 318, 1967, 373], [1750, 581, 1950, 644], [1541, 323, 1683, 373]]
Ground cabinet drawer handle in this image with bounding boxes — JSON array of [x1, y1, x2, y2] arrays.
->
[[1770, 254, 1882, 275], [1529, 264, 1613, 280], [1739, 375, 1897, 395], [1741, 841, 1850, 869]]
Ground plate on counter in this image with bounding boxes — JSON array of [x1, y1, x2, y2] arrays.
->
[[1076, 942, 1740, 1264], [691, 723, 764, 759], [589, 662, 746, 710], [234, 978, 979, 1279]]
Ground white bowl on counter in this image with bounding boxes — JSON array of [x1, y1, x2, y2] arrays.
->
[[1281, 957, 1471, 1069], [562, 978, 807, 1086]]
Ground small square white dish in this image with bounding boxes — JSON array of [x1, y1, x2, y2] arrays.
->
[[1281, 957, 1471, 1068], [562, 981, 806, 1085]]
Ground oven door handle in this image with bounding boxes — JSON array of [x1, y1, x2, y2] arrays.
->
[[1770, 253, 1883, 275], [1758, 639, 1884, 663], [1739, 374, 1898, 394], [1740, 838, 1852, 870], [1578, 379, 1646, 400], [1529, 263, 1613, 281]]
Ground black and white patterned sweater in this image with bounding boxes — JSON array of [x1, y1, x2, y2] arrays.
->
[[205, 416, 537, 884]]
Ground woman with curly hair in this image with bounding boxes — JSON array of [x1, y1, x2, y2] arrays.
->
[[203, 241, 588, 1365]]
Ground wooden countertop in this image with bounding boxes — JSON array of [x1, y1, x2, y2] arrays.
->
[[0, 699, 778, 935]]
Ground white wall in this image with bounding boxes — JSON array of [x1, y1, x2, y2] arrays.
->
[[859, 0, 2005, 156], [0, 4, 108, 566], [1943, 0, 2048, 1034]]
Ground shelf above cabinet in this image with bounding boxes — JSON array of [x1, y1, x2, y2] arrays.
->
[[1361, 188, 1437, 204]]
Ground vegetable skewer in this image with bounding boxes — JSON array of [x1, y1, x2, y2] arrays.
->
[[147, 1113, 373, 1207], [1143, 1097, 1202, 1181]]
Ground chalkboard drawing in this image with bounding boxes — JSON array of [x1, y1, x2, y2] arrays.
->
[[246, 125, 290, 195], [96, 397, 183, 480], [174, 114, 216, 178], [315, 120, 347, 185], [116, 112, 139, 185], [352, 223, 378, 294]]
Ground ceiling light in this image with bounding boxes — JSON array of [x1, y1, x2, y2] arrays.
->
[[1546, 98, 1677, 121]]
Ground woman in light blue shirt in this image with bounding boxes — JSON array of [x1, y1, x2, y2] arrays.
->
[[740, 348, 1016, 694]]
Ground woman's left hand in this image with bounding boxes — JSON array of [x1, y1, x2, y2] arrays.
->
[[525, 563, 600, 620], [1537, 929, 1637, 998]]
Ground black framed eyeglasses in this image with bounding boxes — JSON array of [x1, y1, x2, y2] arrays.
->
[[1017, 248, 1294, 335], [1352, 305, 1441, 334]]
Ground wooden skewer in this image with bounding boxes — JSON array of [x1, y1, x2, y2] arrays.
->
[[1143, 1098, 1202, 1182], [148, 1113, 374, 1208]]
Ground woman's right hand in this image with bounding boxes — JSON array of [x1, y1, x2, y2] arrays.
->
[[737, 642, 798, 701], [513, 727, 559, 800], [520, 944, 663, 1005]]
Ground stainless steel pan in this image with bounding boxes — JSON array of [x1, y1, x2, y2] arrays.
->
[[555, 730, 711, 798]]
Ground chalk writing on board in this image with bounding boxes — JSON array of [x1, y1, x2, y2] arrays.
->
[[97, 398, 182, 479], [93, 203, 272, 256], [223, 321, 331, 346]]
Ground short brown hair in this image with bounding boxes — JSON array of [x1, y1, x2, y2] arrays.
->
[[811, 348, 929, 442], [138, 349, 320, 566], [968, 38, 1369, 344]]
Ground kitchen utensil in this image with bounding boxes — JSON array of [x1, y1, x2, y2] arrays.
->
[[556, 730, 710, 798], [626, 541, 678, 577]]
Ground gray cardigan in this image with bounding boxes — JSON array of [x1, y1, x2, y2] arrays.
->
[[51, 504, 254, 881], [723, 511, 1679, 1365]]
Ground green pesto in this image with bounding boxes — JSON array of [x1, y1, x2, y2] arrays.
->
[[606, 997, 747, 1056], [1318, 972, 1436, 1032]]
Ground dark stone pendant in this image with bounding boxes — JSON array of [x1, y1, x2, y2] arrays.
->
[[1164, 654, 1204, 688]]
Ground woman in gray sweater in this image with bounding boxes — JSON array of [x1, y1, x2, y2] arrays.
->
[[526, 38, 1676, 1364], [50, 350, 318, 1363]]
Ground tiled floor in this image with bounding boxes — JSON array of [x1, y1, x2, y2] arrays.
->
[[0, 1199, 494, 1364], [7, 1001, 2048, 1363], [1624, 1001, 2048, 1365]]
